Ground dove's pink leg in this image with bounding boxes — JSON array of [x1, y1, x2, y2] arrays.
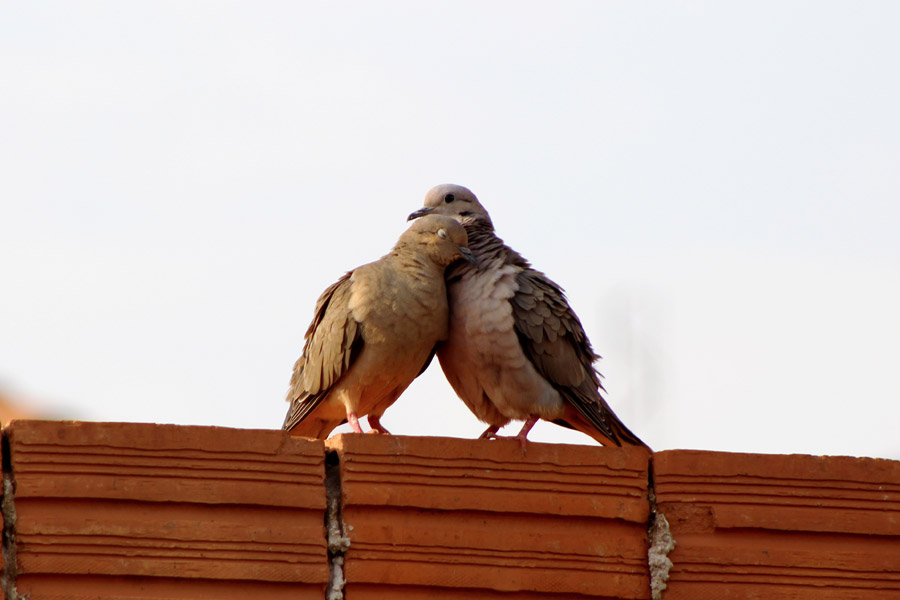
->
[[512, 416, 540, 454], [368, 414, 391, 434], [481, 416, 539, 454], [347, 411, 364, 433]]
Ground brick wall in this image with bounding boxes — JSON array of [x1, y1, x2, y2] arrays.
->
[[1, 420, 897, 599]]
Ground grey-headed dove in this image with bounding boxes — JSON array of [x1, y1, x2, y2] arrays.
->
[[283, 214, 475, 439], [408, 184, 647, 450]]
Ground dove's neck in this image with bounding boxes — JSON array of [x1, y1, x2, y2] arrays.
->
[[389, 249, 447, 281], [463, 222, 531, 271]]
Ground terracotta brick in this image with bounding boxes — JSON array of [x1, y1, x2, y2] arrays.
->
[[348, 584, 607, 599], [327, 434, 652, 599], [10, 420, 895, 599], [653, 450, 900, 599], [5, 420, 328, 599]]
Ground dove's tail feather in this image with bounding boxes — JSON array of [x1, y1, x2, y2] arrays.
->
[[284, 415, 344, 440], [556, 402, 650, 450]]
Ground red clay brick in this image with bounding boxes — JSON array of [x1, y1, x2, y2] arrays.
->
[[6, 421, 896, 599], [5, 420, 328, 599], [327, 433, 652, 599], [653, 450, 900, 599]]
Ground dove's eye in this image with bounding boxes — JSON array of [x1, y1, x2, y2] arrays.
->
[[437, 228, 448, 240], [444, 194, 455, 203]]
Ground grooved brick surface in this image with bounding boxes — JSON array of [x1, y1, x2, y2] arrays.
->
[[5, 420, 328, 599], [327, 433, 652, 599], [4, 421, 897, 599], [653, 450, 900, 599]]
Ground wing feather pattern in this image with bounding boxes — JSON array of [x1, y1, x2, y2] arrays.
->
[[282, 272, 363, 432], [510, 269, 644, 446]]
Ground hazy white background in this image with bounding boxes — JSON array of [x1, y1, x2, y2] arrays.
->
[[2, 2, 898, 459]]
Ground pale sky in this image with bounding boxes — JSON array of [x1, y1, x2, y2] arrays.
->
[[2, 2, 899, 459]]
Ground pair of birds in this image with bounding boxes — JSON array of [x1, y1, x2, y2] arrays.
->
[[282, 184, 646, 450]]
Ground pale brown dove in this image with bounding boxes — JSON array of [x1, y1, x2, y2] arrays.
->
[[408, 184, 647, 450], [283, 214, 475, 439]]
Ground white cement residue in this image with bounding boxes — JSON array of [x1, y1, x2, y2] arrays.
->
[[648, 512, 675, 600]]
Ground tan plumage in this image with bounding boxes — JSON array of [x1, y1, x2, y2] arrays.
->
[[408, 184, 647, 449], [283, 214, 474, 439]]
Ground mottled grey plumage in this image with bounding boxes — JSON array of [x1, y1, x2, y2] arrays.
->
[[283, 214, 474, 439], [408, 184, 646, 448]]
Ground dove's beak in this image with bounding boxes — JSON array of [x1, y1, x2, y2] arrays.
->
[[407, 206, 435, 221], [458, 246, 477, 267]]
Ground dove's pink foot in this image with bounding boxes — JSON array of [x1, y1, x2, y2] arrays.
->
[[481, 416, 540, 454], [367, 414, 391, 434], [347, 411, 364, 433], [512, 416, 540, 454]]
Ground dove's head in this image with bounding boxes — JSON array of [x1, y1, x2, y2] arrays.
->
[[399, 214, 476, 268], [407, 184, 493, 230]]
